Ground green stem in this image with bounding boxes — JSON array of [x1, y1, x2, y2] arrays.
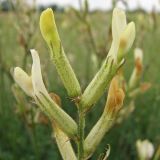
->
[[20, 107, 40, 160], [153, 145, 160, 160], [77, 105, 85, 160]]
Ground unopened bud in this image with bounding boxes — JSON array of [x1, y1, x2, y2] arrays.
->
[[40, 8, 81, 97], [136, 139, 154, 160], [40, 8, 60, 54], [134, 48, 143, 76]]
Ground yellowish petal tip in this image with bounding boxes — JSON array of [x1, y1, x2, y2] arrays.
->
[[113, 7, 124, 13], [14, 67, 26, 79], [113, 7, 125, 18], [40, 8, 60, 47], [41, 8, 54, 19], [128, 22, 136, 37], [40, 8, 54, 25], [30, 49, 36, 52]]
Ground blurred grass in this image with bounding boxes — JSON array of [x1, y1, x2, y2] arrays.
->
[[0, 10, 160, 160]]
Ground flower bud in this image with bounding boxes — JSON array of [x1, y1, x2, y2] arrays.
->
[[111, 8, 135, 63], [134, 48, 143, 75], [40, 8, 81, 97], [40, 8, 60, 54], [136, 139, 154, 160], [129, 48, 143, 90]]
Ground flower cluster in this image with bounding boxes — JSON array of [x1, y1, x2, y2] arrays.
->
[[14, 7, 135, 160]]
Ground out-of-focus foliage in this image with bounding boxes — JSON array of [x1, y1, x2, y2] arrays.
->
[[0, 1, 160, 160]]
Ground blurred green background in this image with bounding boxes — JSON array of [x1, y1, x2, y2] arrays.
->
[[0, 0, 160, 159]]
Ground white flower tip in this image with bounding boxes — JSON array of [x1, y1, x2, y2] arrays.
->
[[14, 67, 33, 97], [136, 139, 154, 159], [113, 8, 125, 17], [30, 49, 38, 57], [113, 7, 126, 27], [112, 8, 127, 41], [30, 49, 36, 52], [30, 48, 49, 98], [134, 48, 143, 61], [30, 49, 40, 66], [14, 67, 26, 81]]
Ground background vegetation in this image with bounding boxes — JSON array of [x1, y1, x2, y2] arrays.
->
[[0, 1, 160, 159]]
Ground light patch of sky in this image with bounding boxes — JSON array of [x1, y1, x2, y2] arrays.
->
[[30, 0, 160, 12]]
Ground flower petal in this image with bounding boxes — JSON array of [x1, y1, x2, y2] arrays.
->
[[31, 49, 49, 97], [108, 8, 127, 62], [14, 67, 33, 97], [119, 22, 136, 52], [134, 48, 143, 62], [112, 8, 127, 42]]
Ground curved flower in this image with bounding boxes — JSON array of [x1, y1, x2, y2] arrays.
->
[[14, 49, 78, 138], [109, 8, 136, 63], [80, 8, 135, 112], [40, 8, 81, 98]]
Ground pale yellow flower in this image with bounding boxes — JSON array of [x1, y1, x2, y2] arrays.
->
[[14, 49, 78, 138], [136, 139, 154, 160]]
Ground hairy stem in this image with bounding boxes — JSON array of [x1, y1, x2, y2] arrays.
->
[[77, 105, 85, 160]]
